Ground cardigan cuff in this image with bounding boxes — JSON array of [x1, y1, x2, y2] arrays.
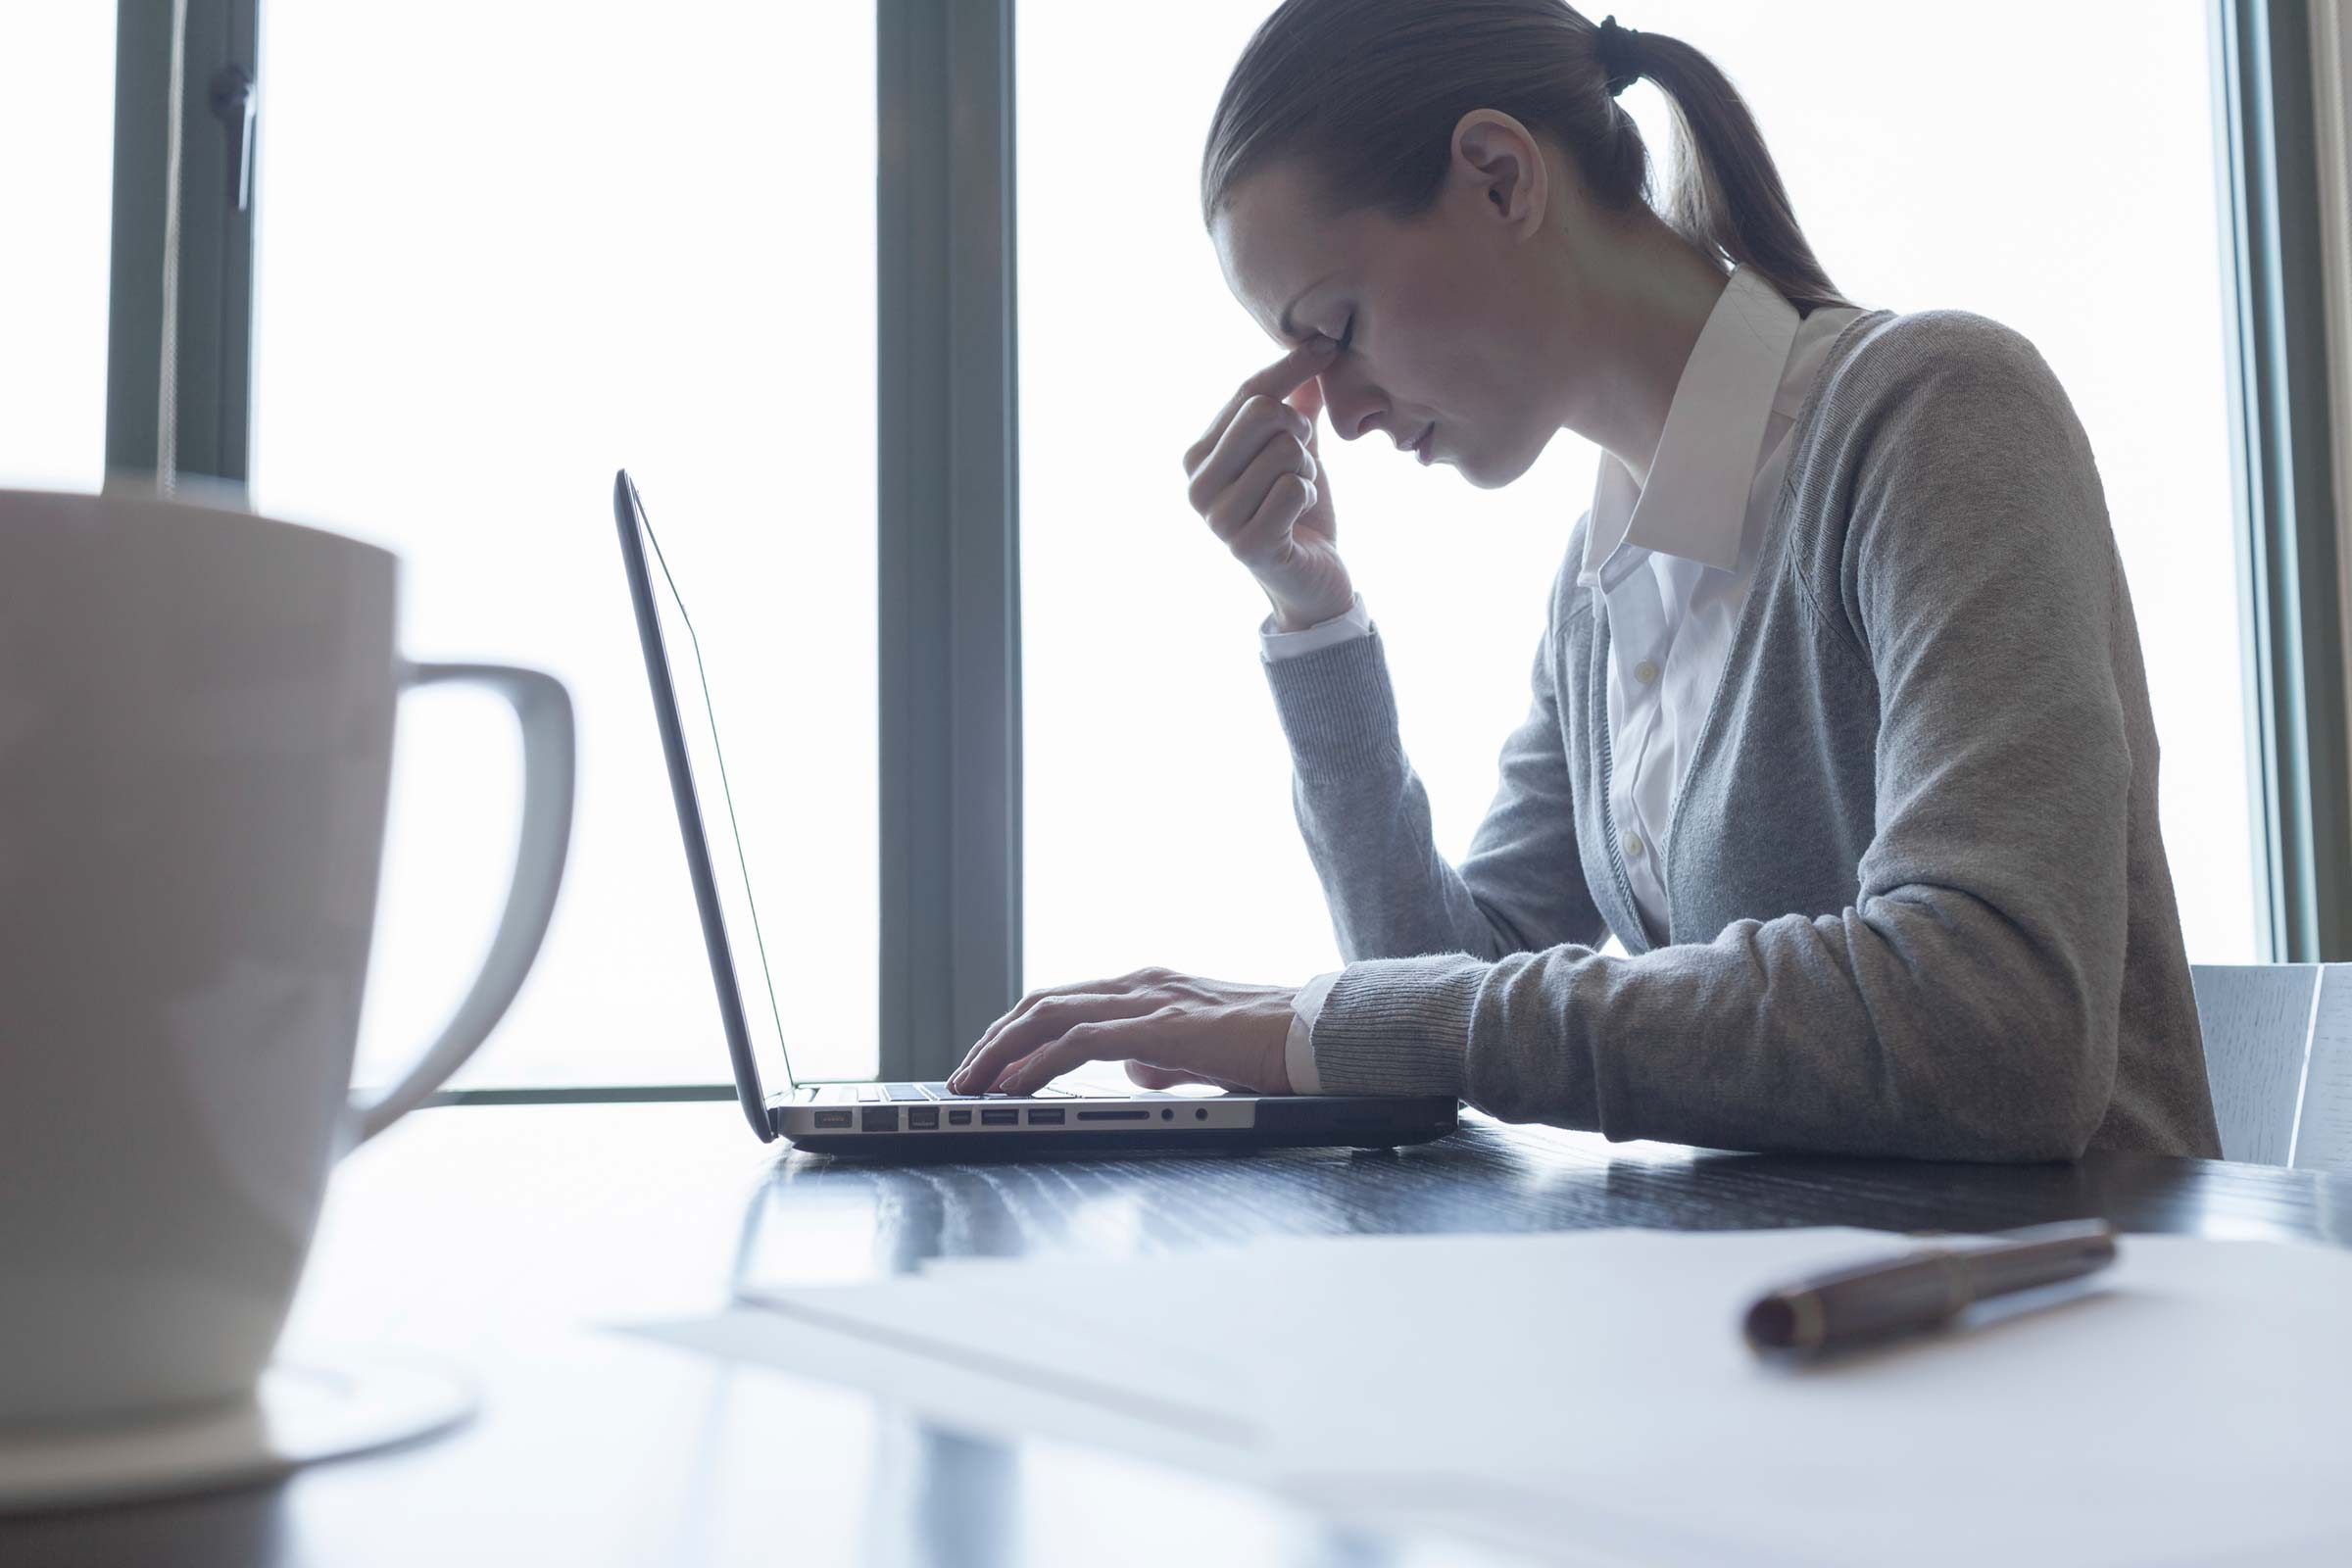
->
[[1310, 954, 1486, 1099], [1260, 627, 1402, 782]]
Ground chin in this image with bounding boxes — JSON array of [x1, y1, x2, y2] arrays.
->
[[1452, 434, 1548, 491]]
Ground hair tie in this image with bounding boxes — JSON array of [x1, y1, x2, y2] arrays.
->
[[1595, 16, 1641, 97]]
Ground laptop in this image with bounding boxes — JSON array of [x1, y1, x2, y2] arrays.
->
[[612, 469, 1459, 1155]]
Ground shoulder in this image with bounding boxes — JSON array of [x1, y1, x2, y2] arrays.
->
[[1791, 309, 2111, 646], [1818, 309, 2076, 435], [1793, 307, 2094, 515]]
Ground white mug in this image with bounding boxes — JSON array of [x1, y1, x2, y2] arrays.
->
[[0, 487, 575, 1428]]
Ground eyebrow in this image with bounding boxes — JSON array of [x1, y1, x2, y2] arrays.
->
[[1276, 270, 1342, 341]]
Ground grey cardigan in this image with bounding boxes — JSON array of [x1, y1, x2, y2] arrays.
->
[[1263, 309, 2223, 1161]]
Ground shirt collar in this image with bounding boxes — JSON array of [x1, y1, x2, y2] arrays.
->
[[1579, 266, 1802, 583]]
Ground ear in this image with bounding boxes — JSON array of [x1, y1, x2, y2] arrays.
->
[[1449, 110, 1548, 238]]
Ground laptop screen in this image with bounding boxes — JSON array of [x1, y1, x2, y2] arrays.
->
[[613, 471, 798, 1123]]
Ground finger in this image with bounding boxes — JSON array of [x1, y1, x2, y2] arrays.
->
[[1202, 435, 1315, 544], [1286, 376, 1325, 453], [952, 984, 1062, 1080], [1223, 473, 1317, 570], [953, 992, 1161, 1094], [1125, 1060, 1218, 1091], [952, 988, 1109, 1085], [1185, 396, 1315, 516], [953, 969, 1161, 1081], [1182, 340, 1334, 473], [988, 1025, 1119, 1100], [993, 1007, 1278, 1100], [994, 1008, 1187, 1098], [1189, 340, 1333, 462]]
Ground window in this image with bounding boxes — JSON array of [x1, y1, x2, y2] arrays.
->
[[68, 1, 2322, 1100], [0, 6, 114, 492], [249, 2, 879, 1087], [1015, 0, 2257, 998]]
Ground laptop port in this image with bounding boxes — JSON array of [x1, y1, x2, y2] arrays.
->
[[1075, 1109, 1151, 1121], [948, 1108, 973, 1125], [860, 1106, 899, 1133], [980, 1108, 1019, 1126], [813, 1109, 852, 1129], [908, 1107, 940, 1130], [1027, 1107, 1065, 1125]]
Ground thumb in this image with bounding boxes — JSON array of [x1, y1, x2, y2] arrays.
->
[[1125, 1060, 1217, 1091]]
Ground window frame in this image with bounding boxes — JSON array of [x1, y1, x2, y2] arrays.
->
[[98, 0, 2347, 1104], [108, 0, 255, 486], [2214, 0, 2351, 962], [875, 0, 1023, 1083]]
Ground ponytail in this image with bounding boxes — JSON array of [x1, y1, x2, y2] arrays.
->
[[1614, 24, 1848, 313], [1201, 0, 1851, 315]]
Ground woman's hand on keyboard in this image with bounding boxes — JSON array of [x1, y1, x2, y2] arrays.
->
[[948, 968, 1296, 1098]]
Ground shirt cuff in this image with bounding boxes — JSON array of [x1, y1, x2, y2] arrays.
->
[[1259, 594, 1374, 662], [1285, 968, 1345, 1094]]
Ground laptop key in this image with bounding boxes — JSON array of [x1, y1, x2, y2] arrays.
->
[[855, 1086, 881, 1102], [884, 1083, 927, 1102]]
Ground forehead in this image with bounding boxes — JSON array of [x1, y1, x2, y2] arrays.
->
[[1212, 163, 1366, 341]]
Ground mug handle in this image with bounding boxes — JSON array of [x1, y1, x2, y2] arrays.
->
[[347, 661, 577, 1146]]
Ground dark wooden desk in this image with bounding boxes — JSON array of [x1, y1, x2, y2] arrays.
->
[[8, 1102, 2347, 1567]]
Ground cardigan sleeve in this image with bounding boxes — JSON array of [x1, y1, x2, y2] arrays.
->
[[1300, 315, 2135, 1161], [1260, 556, 1608, 986]]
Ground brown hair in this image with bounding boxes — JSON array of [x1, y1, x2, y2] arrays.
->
[[1200, 0, 1850, 315]]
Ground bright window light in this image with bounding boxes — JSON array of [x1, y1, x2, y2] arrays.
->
[[251, 2, 878, 1088], [0, 6, 114, 492]]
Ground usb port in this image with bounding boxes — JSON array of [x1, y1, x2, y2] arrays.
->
[[908, 1107, 940, 1130], [980, 1107, 1019, 1126], [1027, 1107, 1065, 1125], [813, 1109, 852, 1129], [948, 1108, 973, 1125], [860, 1106, 899, 1132]]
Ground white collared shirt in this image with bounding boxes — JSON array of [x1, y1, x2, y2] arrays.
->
[[1262, 267, 1862, 1090]]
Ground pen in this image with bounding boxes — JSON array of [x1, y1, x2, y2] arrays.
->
[[1740, 1219, 2118, 1357]]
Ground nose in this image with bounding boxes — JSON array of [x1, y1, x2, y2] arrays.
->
[[1316, 367, 1387, 443]]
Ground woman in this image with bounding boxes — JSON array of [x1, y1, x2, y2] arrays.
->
[[951, 0, 2223, 1161]]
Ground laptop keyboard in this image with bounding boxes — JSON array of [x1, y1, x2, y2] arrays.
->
[[852, 1081, 1084, 1102]]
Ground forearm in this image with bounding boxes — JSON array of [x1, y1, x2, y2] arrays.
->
[[1316, 877, 2121, 1160], [1265, 629, 1549, 963]]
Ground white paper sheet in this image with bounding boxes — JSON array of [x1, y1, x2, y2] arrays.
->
[[623, 1301, 1255, 1481], [1253, 1230, 2352, 1567], [629, 1228, 2352, 1566]]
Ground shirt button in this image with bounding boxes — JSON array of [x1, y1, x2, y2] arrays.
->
[[1634, 660, 1659, 686], [1622, 831, 1644, 860]]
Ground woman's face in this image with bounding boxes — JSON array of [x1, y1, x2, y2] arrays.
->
[[1211, 129, 1583, 490]]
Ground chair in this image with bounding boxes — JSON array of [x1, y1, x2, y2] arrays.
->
[[2186, 962, 2351, 1171]]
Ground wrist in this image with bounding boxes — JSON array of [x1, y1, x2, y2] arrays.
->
[[1267, 589, 1354, 633]]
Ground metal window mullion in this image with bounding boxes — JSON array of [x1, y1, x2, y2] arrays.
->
[[876, 0, 1022, 1080], [105, 0, 257, 490], [2215, 0, 2350, 962], [2316, 3, 2352, 912]]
